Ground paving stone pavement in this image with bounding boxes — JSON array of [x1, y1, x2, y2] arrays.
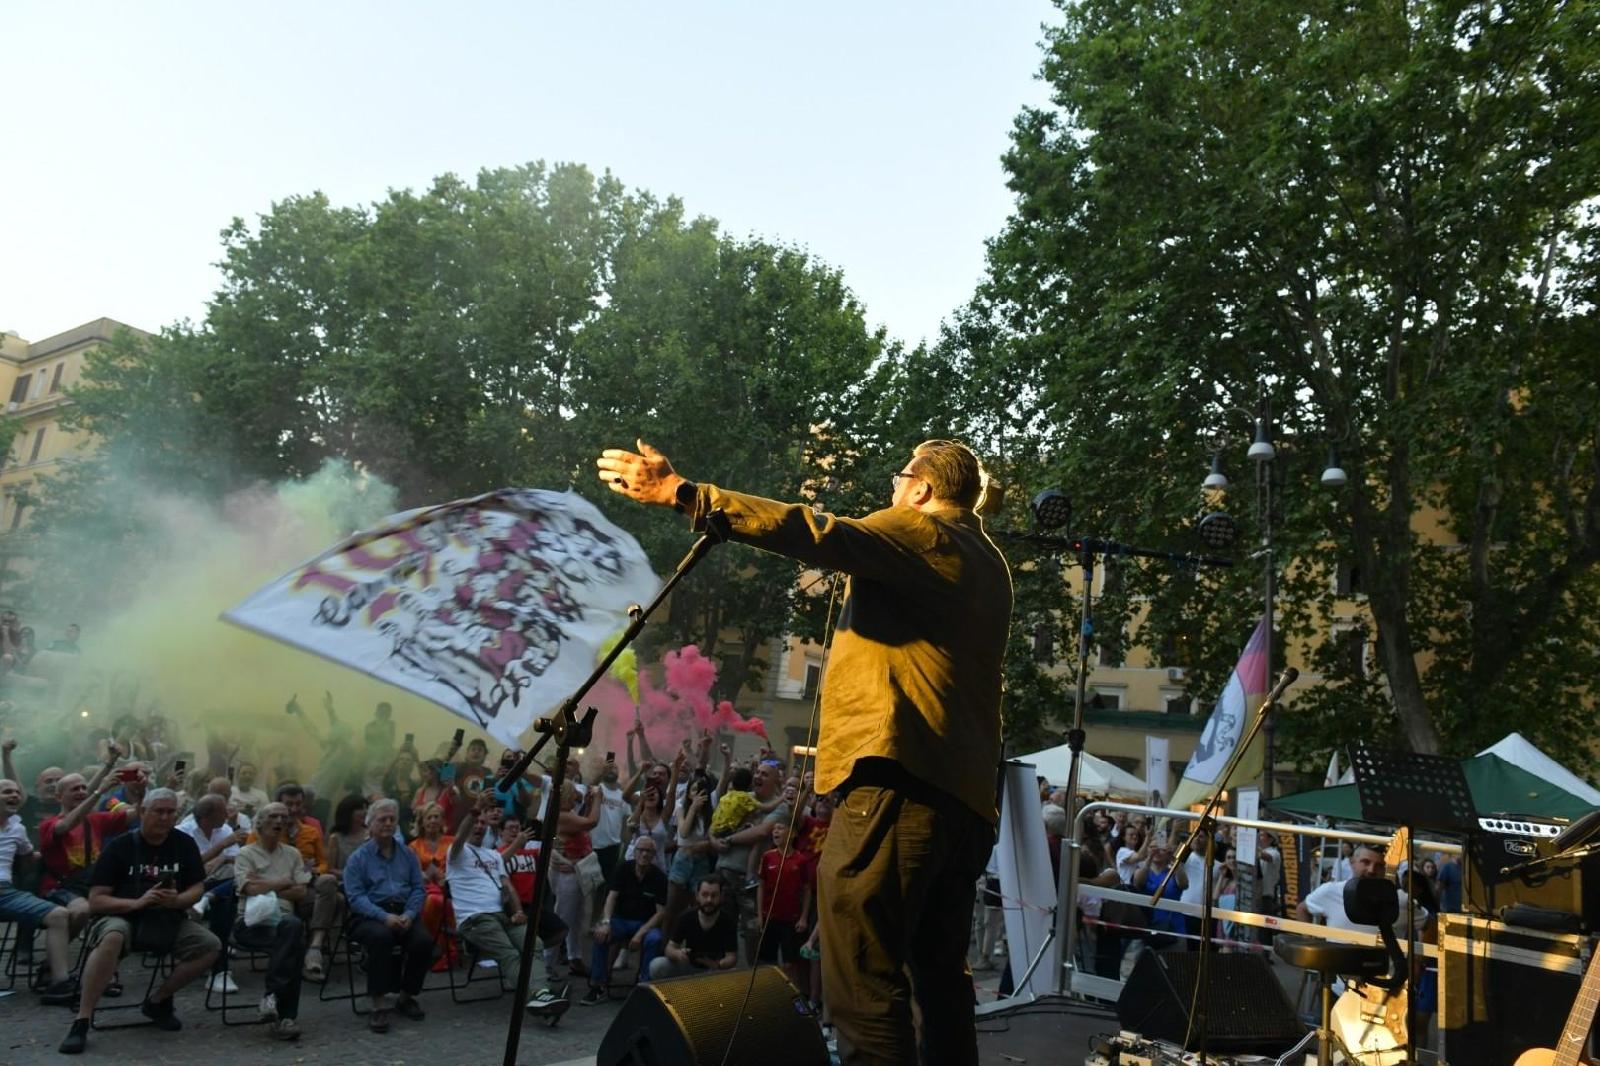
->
[[0, 965, 617, 1066]]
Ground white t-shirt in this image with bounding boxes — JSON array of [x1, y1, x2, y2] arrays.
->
[[1302, 879, 1414, 934], [0, 814, 32, 883], [1179, 852, 1221, 906], [178, 816, 240, 862], [1115, 846, 1143, 886], [590, 783, 627, 849], [447, 842, 508, 923]]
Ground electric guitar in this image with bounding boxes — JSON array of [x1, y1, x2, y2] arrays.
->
[[1515, 945, 1600, 1066]]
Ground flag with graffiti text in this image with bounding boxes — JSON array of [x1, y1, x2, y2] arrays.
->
[[223, 489, 659, 749], [1170, 618, 1269, 810]]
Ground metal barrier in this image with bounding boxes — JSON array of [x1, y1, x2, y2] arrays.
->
[[1058, 800, 1462, 1001]]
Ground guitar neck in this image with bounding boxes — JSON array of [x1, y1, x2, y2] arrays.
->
[[1553, 945, 1600, 1066]]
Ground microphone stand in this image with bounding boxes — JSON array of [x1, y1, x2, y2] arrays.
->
[[989, 530, 1231, 995], [1150, 665, 1298, 1065], [494, 510, 731, 1066]]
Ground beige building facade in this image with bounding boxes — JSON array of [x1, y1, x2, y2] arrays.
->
[[0, 318, 147, 533]]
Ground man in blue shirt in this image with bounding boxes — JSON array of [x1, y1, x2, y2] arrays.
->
[[342, 798, 431, 1033]]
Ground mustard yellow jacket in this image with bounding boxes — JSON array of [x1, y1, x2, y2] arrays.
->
[[688, 485, 1013, 823]]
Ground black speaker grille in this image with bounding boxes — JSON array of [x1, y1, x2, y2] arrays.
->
[[1116, 947, 1304, 1054], [597, 965, 828, 1066]]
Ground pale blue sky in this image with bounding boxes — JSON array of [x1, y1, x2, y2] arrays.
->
[[1, 2, 1057, 349]]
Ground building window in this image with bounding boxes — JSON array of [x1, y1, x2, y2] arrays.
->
[[49, 363, 65, 394], [1091, 686, 1125, 711], [8, 375, 30, 404], [8, 500, 23, 531], [28, 428, 45, 463], [802, 662, 821, 700], [1331, 623, 1371, 678], [1032, 623, 1053, 662], [1161, 689, 1191, 715], [1335, 560, 1365, 597]]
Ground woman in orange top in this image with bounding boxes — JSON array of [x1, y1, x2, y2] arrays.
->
[[408, 802, 454, 969]]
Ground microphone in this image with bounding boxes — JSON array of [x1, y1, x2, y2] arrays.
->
[[1264, 666, 1299, 708]]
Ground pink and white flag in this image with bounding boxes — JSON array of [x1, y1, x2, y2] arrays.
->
[[223, 489, 659, 749]]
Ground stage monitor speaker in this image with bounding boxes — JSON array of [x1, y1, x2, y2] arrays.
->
[[1116, 947, 1303, 1055], [595, 965, 828, 1066]]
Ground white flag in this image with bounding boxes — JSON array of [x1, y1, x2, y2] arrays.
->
[[1323, 749, 1342, 788], [223, 489, 659, 749]]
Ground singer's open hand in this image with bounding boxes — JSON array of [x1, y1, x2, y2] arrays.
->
[[596, 440, 688, 508]]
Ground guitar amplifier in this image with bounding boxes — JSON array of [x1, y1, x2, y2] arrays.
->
[[1438, 914, 1595, 1066], [1466, 814, 1600, 929]]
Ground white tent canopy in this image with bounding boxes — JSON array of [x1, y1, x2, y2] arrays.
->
[[1478, 731, 1600, 806], [1014, 745, 1148, 796]]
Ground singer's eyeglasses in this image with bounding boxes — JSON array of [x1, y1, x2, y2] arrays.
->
[[890, 471, 921, 487]]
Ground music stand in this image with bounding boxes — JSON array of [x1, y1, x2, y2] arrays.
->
[[1347, 742, 1477, 1066]]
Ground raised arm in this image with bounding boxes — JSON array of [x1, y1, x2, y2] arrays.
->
[[1, 737, 18, 796]]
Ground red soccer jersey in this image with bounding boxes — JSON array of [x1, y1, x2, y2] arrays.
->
[[38, 809, 131, 892], [795, 815, 829, 874], [759, 847, 811, 924], [500, 839, 542, 906]]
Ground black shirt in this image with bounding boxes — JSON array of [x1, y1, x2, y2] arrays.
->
[[90, 828, 205, 900], [669, 907, 738, 967], [608, 860, 668, 923]]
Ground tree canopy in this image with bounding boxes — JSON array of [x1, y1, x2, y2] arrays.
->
[[951, 0, 1600, 768], [24, 163, 888, 694]]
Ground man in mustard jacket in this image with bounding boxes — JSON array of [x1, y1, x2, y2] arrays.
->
[[598, 438, 1012, 1066]]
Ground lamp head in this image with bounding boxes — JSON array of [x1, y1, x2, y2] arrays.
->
[[1202, 453, 1229, 491], [1320, 447, 1348, 488], [1247, 418, 1276, 463]]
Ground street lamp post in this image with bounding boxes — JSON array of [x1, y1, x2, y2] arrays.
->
[[1204, 398, 1346, 801]]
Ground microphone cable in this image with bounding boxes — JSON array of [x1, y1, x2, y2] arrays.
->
[[716, 571, 842, 1066]]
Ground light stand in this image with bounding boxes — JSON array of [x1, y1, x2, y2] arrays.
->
[[493, 510, 731, 1066], [991, 520, 1232, 995], [1150, 665, 1298, 1065]]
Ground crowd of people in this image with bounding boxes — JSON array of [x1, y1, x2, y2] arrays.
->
[[0, 693, 835, 1054]]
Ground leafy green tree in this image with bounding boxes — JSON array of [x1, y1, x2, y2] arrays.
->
[[22, 165, 887, 701], [957, 0, 1600, 767]]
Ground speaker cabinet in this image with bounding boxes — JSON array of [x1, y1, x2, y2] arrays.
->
[[1438, 913, 1596, 1066], [1116, 946, 1303, 1055], [596, 965, 828, 1066]]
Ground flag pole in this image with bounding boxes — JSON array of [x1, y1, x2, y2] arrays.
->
[[497, 510, 732, 1066]]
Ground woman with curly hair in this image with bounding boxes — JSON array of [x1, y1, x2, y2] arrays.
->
[[408, 802, 454, 968]]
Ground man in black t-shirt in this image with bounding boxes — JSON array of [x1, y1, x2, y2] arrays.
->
[[581, 836, 668, 1004], [59, 788, 221, 1056], [648, 874, 738, 981]]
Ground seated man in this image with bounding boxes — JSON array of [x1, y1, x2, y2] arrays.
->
[[649, 874, 738, 981], [581, 835, 667, 1004], [0, 776, 77, 1004], [248, 783, 338, 979], [233, 802, 310, 1041], [448, 796, 564, 1011], [59, 788, 221, 1055], [179, 793, 247, 994], [342, 797, 432, 1033]]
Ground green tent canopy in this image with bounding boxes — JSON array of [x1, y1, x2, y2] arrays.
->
[[1268, 753, 1597, 825]]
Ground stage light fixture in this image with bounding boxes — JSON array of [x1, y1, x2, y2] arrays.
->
[[1030, 489, 1071, 531], [1197, 511, 1238, 551]]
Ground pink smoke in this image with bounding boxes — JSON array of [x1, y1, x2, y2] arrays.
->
[[639, 645, 768, 743]]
